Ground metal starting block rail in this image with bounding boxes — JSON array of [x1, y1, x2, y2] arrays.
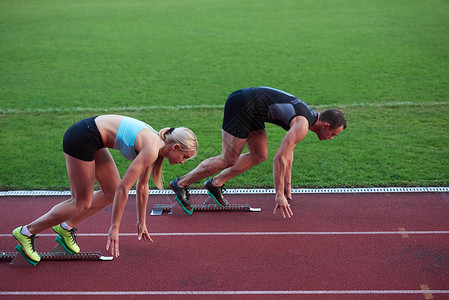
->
[[1, 242, 113, 267], [151, 196, 261, 216]]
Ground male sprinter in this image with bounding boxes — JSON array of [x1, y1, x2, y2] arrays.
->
[[170, 87, 347, 218]]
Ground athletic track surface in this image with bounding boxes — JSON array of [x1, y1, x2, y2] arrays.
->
[[0, 189, 448, 299]]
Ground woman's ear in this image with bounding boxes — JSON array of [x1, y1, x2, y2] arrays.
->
[[171, 144, 180, 150]]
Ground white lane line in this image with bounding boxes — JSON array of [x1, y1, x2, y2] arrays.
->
[[0, 104, 225, 114], [1, 231, 449, 238], [1, 100, 448, 114], [0, 290, 448, 296]]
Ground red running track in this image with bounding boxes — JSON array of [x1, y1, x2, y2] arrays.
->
[[0, 192, 448, 299]]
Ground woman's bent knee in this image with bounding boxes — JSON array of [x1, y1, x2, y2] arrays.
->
[[74, 200, 92, 212]]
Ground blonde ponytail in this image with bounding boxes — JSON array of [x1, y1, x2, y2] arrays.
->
[[151, 156, 164, 190], [159, 127, 198, 154]]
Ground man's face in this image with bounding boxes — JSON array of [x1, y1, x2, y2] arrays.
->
[[317, 124, 344, 140]]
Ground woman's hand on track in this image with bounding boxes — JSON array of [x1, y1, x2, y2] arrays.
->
[[106, 226, 120, 257], [137, 223, 153, 242]]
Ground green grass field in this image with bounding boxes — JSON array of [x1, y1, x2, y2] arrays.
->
[[1, 0, 448, 190]]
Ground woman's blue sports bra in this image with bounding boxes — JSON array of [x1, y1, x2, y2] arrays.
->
[[113, 117, 163, 160]]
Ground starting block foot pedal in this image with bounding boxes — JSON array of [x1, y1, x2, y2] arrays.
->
[[54, 235, 74, 255], [204, 195, 221, 206], [10, 245, 39, 267], [150, 202, 191, 216], [174, 197, 194, 215]]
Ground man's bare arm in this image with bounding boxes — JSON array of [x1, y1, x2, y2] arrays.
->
[[272, 116, 309, 218]]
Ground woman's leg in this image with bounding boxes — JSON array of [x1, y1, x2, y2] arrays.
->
[[65, 148, 121, 227], [26, 154, 96, 234]]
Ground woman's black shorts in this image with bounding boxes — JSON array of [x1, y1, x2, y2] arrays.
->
[[222, 89, 265, 139], [63, 117, 105, 162]]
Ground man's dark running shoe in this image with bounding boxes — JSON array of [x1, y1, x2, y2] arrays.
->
[[204, 178, 229, 206], [170, 178, 193, 215]]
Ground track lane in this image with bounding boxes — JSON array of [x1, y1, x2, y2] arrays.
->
[[1, 192, 448, 298]]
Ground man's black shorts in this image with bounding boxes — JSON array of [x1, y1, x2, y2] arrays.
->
[[222, 89, 265, 139]]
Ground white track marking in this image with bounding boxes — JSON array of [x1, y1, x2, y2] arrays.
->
[[0, 290, 448, 296], [1, 231, 449, 238], [1, 101, 448, 114]]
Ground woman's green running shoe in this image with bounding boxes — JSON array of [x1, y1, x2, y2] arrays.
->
[[52, 224, 80, 254], [12, 226, 41, 263]]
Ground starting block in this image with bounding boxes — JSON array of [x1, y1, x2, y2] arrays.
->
[[1, 238, 113, 267], [151, 195, 261, 216]]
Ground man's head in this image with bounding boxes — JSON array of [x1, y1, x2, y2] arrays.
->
[[320, 109, 347, 130], [315, 109, 347, 140]]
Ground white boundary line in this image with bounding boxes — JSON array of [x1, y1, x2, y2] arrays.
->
[[0, 104, 225, 114], [1, 101, 448, 114], [1, 231, 449, 238], [0, 290, 448, 296], [1, 187, 448, 197]]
